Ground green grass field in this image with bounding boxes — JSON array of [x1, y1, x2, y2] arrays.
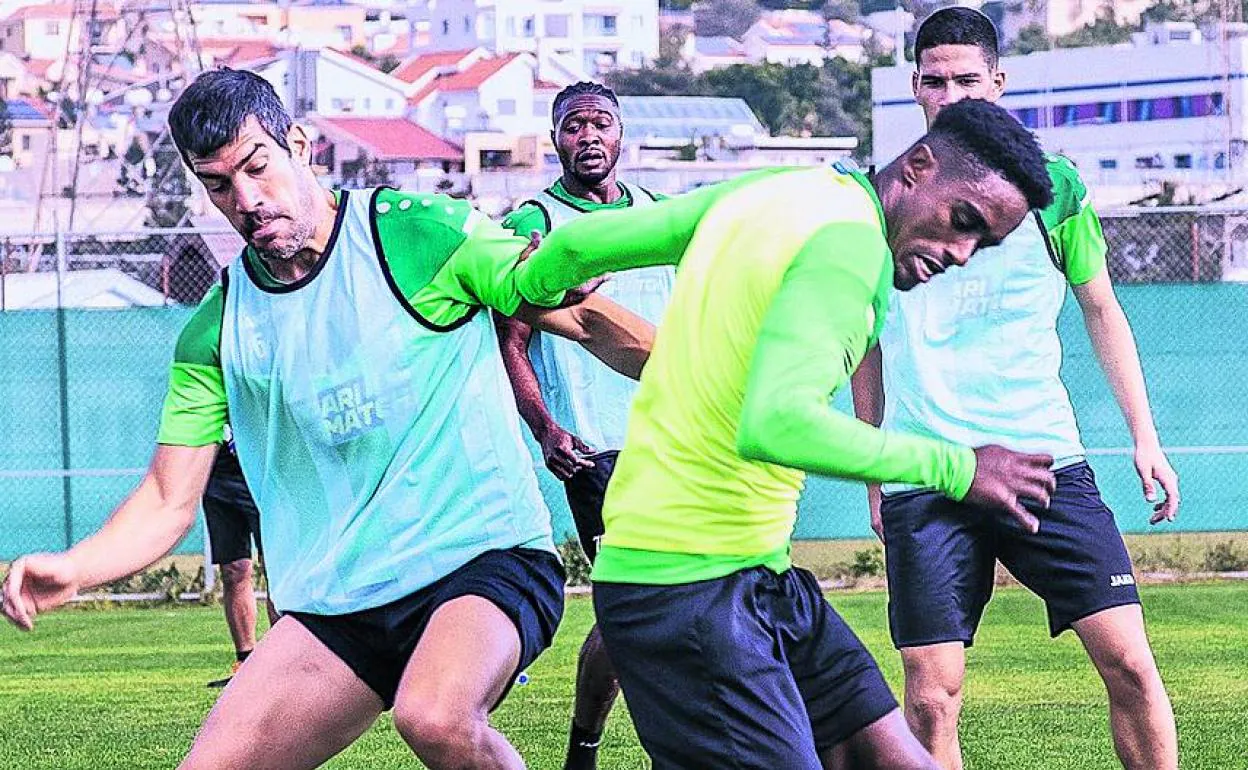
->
[[1, 583, 1245, 770]]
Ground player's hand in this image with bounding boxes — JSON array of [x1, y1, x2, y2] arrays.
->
[[538, 425, 595, 481], [867, 484, 885, 544], [964, 446, 1056, 535], [1135, 442, 1179, 524], [516, 229, 607, 307], [2, 553, 81, 631]]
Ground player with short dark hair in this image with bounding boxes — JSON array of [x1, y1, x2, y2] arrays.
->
[[2, 67, 655, 770], [852, 8, 1179, 770], [508, 97, 1058, 769], [495, 81, 670, 770]]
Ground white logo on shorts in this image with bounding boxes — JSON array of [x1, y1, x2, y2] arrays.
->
[[1110, 573, 1136, 588]]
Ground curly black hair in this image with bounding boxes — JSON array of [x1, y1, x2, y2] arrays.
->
[[915, 6, 1000, 71], [169, 68, 293, 166], [552, 81, 619, 123], [928, 98, 1053, 211]]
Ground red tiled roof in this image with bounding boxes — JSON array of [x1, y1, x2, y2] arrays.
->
[[534, 79, 562, 91], [21, 58, 57, 79], [391, 48, 476, 85], [317, 117, 462, 162], [201, 39, 284, 67], [407, 53, 523, 105]]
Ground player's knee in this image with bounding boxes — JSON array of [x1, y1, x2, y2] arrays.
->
[[906, 678, 963, 734], [219, 559, 253, 588], [394, 699, 486, 764], [1097, 646, 1161, 699], [578, 627, 618, 688]]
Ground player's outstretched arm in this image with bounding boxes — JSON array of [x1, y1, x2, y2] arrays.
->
[[517, 294, 655, 381], [515, 169, 785, 306], [2, 443, 216, 630], [1072, 271, 1179, 523]]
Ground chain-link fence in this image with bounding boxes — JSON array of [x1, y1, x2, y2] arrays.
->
[[2, 207, 1247, 562]]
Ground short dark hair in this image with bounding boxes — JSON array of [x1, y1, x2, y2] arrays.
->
[[169, 68, 293, 165], [915, 6, 1000, 71], [552, 81, 619, 124], [927, 98, 1052, 211]]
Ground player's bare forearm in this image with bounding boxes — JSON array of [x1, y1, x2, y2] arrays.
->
[[1073, 273, 1160, 447], [518, 294, 654, 381], [68, 443, 216, 589], [850, 346, 886, 515], [493, 311, 557, 440]]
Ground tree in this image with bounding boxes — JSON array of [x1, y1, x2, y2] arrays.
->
[[0, 100, 12, 158], [606, 64, 704, 96], [1008, 23, 1051, 55], [1054, 7, 1134, 49], [145, 132, 192, 228], [819, 0, 860, 24], [694, 0, 761, 38], [115, 137, 146, 197]]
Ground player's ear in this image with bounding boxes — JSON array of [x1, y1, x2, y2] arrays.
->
[[901, 142, 939, 189], [991, 67, 1007, 100], [287, 124, 312, 166]]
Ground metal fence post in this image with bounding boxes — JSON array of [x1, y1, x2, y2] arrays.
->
[[55, 224, 73, 549]]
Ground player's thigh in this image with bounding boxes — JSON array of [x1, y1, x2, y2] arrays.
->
[[996, 462, 1140, 637], [820, 709, 939, 770], [594, 571, 823, 770], [782, 568, 899, 755], [1071, 603, 1161, 684], [394, 547, 565, 718], [882, 492, 995, 648], [180, 616, 382, 770]]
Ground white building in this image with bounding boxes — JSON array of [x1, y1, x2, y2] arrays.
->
[[252, 47, 410, 118], [415, 0, 659, 78], [872, 28, 1248, 186]]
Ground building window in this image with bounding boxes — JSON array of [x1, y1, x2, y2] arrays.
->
[[21, 135, 32, 151], [479, 10, 495, 39], [506, 16, 515, 36], [1174, 153, 1193, 169], [464, 16, 471, 34], [498, 98, 516, 116], [635, 14, 645, 30], [631, 50, 644, 67], [545, 14, 569, 38], [337, 25, 352, 43], [385, 98, 394, 110], [585, 14, 618, 36], [1098, 158, 1117, 170], [1215, 152, 1227, 169], [1135, 155, 1163, 170], [534, 99, 548, 117], [522, 16, 535, 37], [47, 21, 61, 35], [1011, 107, 1039, 129], [363, 97, 372, 110], [480, 149, 512, 169], [442, 19, 450, 35]]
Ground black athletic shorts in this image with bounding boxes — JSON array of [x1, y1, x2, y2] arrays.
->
[[288, 547, 565, 710], [596, 566, 897, 768], [563, 450, 618, 562], [203, 451, 263, 565], [884, 461, 1141, 647]]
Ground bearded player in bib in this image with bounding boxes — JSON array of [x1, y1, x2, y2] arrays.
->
[[1, 68, 655, 770]]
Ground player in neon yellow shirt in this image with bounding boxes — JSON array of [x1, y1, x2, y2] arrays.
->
[[512, 98, 1057, 768]]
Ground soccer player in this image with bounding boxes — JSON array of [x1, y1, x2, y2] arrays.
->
[[511, 98, 1058, 769], [202, 434, 279, 689], [495, 81, 671, 770], [850, 9, 1179, 770], [1, 68, 653, 770]]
